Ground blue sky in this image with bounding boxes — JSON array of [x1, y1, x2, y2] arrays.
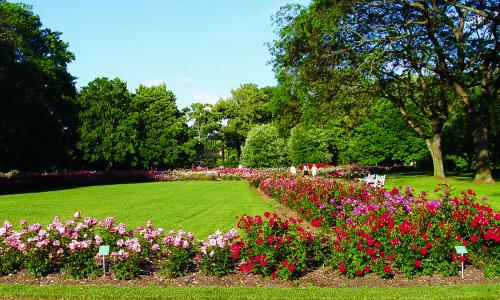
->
[[16, 0, 310, 108]]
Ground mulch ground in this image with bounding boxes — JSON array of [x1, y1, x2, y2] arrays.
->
[[0, 266, 498, 288]]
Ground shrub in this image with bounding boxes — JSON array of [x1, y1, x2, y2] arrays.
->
[[241, 124, 288, 168], [158, 230, 195, 278], [287, 124, 332, 165], [237, 213, 320, 280], [199, 229, 239, 277]]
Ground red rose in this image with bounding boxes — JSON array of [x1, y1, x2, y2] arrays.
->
[[259, 260, 267, 267], [271, 272, 278, 279], [425, 241, 431, 249], [384, 264, 391, 273], [470, 235, 478, 243], [390, 238, 399, 246], [460, 256, 466, 263], [364, 265, 371, 272], [264, 211, 271, 218], [288, 264, 296, 272], [420, 247, 428, 255], [256, 237, 264, 245], [339, 262, 346, 273], [367, 248, 375, 256], [356, 269, 363, 276], [415, 259, 422, 268], [281, 260, 288, 267]]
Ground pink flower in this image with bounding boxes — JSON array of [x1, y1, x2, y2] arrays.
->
[[74, 211, 81, 219]]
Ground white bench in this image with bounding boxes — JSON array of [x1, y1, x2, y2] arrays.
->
[[360, 174, 385, 187]]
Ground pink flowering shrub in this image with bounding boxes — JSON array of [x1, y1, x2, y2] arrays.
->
[[158, 229, 196, 278], [237, 212, 320, 280], [199, 229, 239, 277], [0, 221, 23, 275]]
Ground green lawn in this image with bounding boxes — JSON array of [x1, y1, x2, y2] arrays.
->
[[0, 181, 275, 237], [386, 172, 500, 211], [0, 284, 498, 299]]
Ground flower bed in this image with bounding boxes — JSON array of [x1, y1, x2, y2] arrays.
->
[[1, 168, 498, 281], [257, 175, 500, 278]]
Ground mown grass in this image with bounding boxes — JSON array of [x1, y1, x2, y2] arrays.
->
[[0, 284, 498, 299], [0, 181, 275, 237], [386, 172, 500, 211]]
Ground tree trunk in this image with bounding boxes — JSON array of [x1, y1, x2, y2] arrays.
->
[[453, 82, 495, 183], [472, 121, 494, 183], [425, 134, 445, 179]]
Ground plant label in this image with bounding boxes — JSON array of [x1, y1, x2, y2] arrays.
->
[[98, 245, 110, 256], [454, 246, 467, 254]]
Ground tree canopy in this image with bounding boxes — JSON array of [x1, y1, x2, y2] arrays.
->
[[0, 1, 77, 171]]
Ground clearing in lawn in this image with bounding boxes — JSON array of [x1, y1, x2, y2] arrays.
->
[[0, 181, 275, 237], [385, 172, 500, 211]]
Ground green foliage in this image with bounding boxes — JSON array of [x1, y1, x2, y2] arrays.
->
[[0, 1, 77, 171], [342, 101, 428, 165], [241, 124, 288, 168], [111, 256, 141, 280], [77, 79, 190, 169], [77, 77, 135, 169], [0, 250, 22, 276], [25, 249, 57, 278], [287, 124, 332, 165], [215, 84, 273, 158], [133, 84, 189, 168]]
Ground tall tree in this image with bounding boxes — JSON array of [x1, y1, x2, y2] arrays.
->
[[0, 1, 77, 171], [270, 0, 499, 180], [215, 83, 272, 158], [77, 77, 135, 169], [133, 84, 188, 168]]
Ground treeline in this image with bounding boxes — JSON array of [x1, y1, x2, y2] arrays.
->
[[1, 1, 498, 179]]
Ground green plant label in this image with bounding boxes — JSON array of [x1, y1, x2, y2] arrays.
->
[[98, 245, 110, 256], [454, 246, 467, 254]]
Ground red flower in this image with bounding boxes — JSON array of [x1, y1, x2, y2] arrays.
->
[[288, 264, 296, 272], [364, 265, 371, 272], [460, 256, 466, 263], [415, 259, 422, 268], [339, 262, 346, 273], [259, 260, 267, 267], [420, 247, 428, 255], [266, 234, 275, 244], [390, 238, 399, 246], [470, 235, 478, 243], [271, 272, 278, 279], [399, 221, 412, 235], [264, 211, 271, 218], [256, 237, 264, 245], [425, 241, 431, 249], [281, 260, 288, 267], [384, 264, 391, 273], [356, 269, 363, 276], [367, 248, 375, 256]]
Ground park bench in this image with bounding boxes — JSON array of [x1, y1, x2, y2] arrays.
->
[[360, 174, 385, 187]]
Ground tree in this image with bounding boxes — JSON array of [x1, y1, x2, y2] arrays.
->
[[271, 0, 498, 181], [217, 84, 273, 158], [343, 100, 429, 166], [241, 124, 288, 168], [133, 84, 189, 168], [77, 77, 135, 169], [287, 124, 332, 165], [0, 1, 77, 171]]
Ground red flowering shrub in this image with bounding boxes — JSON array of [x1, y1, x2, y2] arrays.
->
[[236, 213, 320, 280], [257, 174, 499, 279]]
